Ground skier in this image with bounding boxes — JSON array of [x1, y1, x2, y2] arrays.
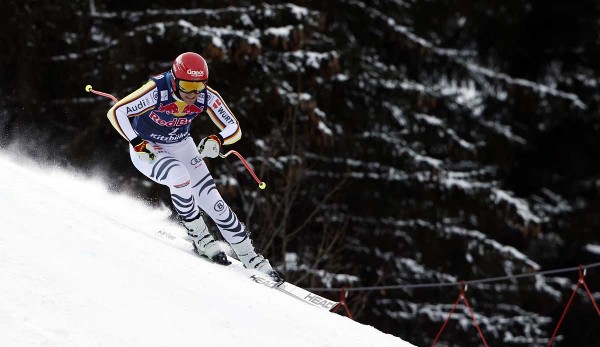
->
[[106, 52, 282, 282]]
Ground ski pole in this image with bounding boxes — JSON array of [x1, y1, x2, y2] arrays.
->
[[220, 150, 267, 190], [84, 84, 267, 190], [85, 84, 119, 103]]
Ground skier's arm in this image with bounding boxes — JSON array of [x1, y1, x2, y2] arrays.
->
[[205, 86, 242, 145], [107, 81, 158, 141]]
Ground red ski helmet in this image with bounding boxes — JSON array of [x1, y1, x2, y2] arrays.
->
[[171, 52, 209, 94]]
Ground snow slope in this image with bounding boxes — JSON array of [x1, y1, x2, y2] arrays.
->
[[0, 152, 413, 347]]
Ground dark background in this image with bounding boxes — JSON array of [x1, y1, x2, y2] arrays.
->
[[2, 0, 600, 346]]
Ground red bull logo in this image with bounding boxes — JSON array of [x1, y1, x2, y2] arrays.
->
[[149, 112, 192, 127], [182, 104, 203, 113], [157, 102, 204, 117], [157, 103, 180, 114]]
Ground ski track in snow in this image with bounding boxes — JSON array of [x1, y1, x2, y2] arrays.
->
[[0, 152, 413, 347]]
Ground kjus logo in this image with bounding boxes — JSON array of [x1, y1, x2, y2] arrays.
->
[[214, 200, 225, 212], [190, 156, 204, 166], [187, 69, 205, 78]]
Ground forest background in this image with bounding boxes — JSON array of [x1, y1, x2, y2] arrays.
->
[[2, 1, 600, 346]]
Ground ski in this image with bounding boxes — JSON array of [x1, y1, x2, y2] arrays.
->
[[246, 270, 339, 312], [154, 229, 340, 312]]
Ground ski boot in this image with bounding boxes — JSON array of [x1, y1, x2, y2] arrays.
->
[[182, 214, 231, 265], [230, 236, 283, 282]]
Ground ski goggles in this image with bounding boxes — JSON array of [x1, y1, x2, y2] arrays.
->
[[177, 79, 207, 93]]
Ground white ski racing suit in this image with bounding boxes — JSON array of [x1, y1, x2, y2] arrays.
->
[[107, 71, 247, 244]]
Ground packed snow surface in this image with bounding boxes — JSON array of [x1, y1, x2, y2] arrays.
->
[[0, 152, 413, 347]]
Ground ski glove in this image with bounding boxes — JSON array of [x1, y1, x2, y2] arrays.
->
[[130, 136, 157, 162], [198, 134, 222, 158]]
